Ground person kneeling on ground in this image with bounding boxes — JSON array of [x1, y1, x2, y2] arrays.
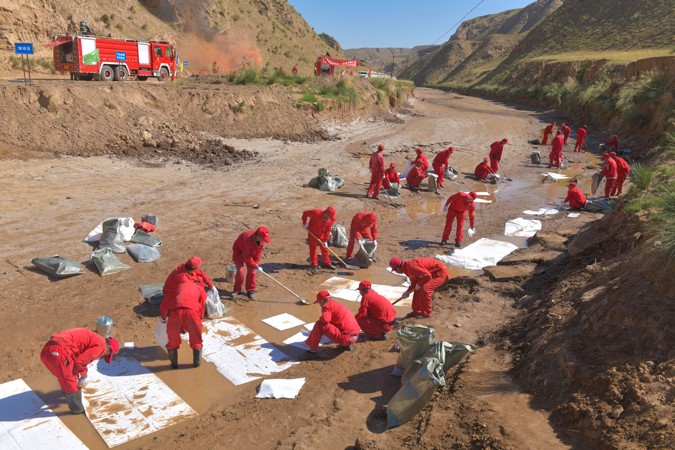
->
[[406, 161, 427, 191], [563, 182, 587, 210], [302, 290, 360, 360], [355, 280, 396, 340], [161, 281, 206, 369], [383, 162, 401, 196], [474, 157, 498, 183], [389, 257, 449, 319]]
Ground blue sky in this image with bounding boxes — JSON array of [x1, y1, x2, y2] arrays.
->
[[288, 0, 534, 49]]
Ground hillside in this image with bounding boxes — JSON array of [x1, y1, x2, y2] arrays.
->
[[344, 45, 437, 76]]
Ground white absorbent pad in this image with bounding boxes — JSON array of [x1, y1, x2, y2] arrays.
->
[[504, 218, 542, 237], [541, 172, 570, 180], [436, 238, 519, 270], [82, 357, 197, 448], [261, 313, 305, 331], [523, 208, 559, 216], [0, 379, 87, 450], [567, 212, 581, 218], [321, 276, 411, 307], [255, 378, 306, 399], [473, 198, 492, 203], [198, 317, 297, 386], [83, 217, 136, 243]]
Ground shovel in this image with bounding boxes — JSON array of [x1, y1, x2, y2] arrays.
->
[[224, 203, 260, 209], [391, 294, 408, 306], [259, 270, 311, 304], [380, 187, 401, 208], [306, 230, 359, 270]]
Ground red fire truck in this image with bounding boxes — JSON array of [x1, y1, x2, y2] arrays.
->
[[50, 35, 176, 81], [314, 55, 358, 76]]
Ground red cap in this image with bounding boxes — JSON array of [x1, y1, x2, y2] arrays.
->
[[356, 280, 372, 290], [104, 337, 120, 364], [389, 257, 402, 271], [186, 256, 202, 270], [324, 206, 336, 220], [568, 182, 577, 187], [377, 144, 384, 151], [469, 191, 477, 199], [256, 226, 271, 243], [483, 157, 489, 163], [415, 148, 423, 154], [448, 146, 455, 153], [601, 152, 609, 159], [556, 130, 562, 134], [314, 290, 330, 304], [390, 162, 397, 168], [609, 152, 617, 157]]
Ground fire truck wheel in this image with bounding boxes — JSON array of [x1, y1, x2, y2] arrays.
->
[[100, 65, 114, 82], [158, 67, 169, 81], [114, 66, 128, 82]]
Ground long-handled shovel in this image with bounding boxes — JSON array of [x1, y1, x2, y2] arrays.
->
[[391, 294, 408, 306], [306, 230, 360, 270], [259, 270, 311, 304], [380, 186, 401, 208], [500, 164, 513, 182]]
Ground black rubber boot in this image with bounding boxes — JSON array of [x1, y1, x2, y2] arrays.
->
[[193, 349, 202, 368], [168, 349, 178, 369], [64, 390, 85, 414]]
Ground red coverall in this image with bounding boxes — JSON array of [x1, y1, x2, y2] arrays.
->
[[600, 157, 618, 198], [489, 141, 504, 172], [40, 328, 107, 394], [305, 299, 360, 350], [406, 165, 426, 189], [542, 123, 555, 145], [232, 230, 265, 292], [442, 192, 476, 243], [355, 289, 396, 339], [574, 127, 587, 152], [432, 148, 452, 187], [401, 258, 450, 317], [606, 135, 618, 151], [366, 151, 385, 199], [383, 167, 400, 188], [560, 124, 571, 144], [302, 209, 335, 266], [163, 262, 213, 309], [161, 281, 205, 351], [346, 212, 377, 259], [550, 133, 564, 167], [564, 187, 587, 209], [414, 152, 429, 172], [474, 161, 492, 181], [611, 156, 631, 195]]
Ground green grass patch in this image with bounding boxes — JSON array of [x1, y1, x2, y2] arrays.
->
[[631, 163, 654, 191]]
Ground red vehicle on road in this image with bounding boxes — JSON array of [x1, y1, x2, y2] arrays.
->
[[51, 35, 176, 81]]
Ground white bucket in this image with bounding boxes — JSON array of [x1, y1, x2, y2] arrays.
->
[[225, 266, 237, 283], [95, 315, 113, 338]]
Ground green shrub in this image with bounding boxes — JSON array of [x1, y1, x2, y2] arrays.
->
[[316, 101, 324, 112], [301, 93, 317, 103], [631, 163, 654, 191], [655, 190, 675, 265]]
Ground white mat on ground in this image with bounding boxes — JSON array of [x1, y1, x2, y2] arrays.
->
[[0, 379, 87, 450], [321, 276, 411, 307], [567, 212, 580, 218], [82, 356, 196, 448], [474, 198, 492, 203], [262, 313, 305, 331], [83, 216, 135, 243], [505, 218, 542, 237], [256, 378, 306, 399], [436, 238, 519, 270], [523, 208, 559, 216], [541, 172, 570, 180], [464, 191, 490, 196], [199, 317, 297, 385]]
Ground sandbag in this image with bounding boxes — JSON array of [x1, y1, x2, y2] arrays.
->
[[385, 182, 401, 197], [352, 239, 377, 268], [386, 357, 445, 428], [585, 199, 614, 213], [427, 173, 438, 192], [330, 223, 348, 248], [130, 229, 162, 247], [395, 324, 435, 372], [83, 216, 135, 243], [91, 247, 131, 276], [154, 320, 168, 352], [127, 243, 161, 263], [205, 287, 227, 319], [31, 255, 84, 278], [141, 214, 158, 226], [591, 172, 604, 195], [531, 151, 541, 164], [97, 218, 126, 254], [138, 283, 164, 305], [444, 166, 459, 181], [320, 176, 344, 191]]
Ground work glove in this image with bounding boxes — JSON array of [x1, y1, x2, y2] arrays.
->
[[468, 228, 476, 237], [256, 266, 264, 273], [301, 224, 308, 230], [78, 375, 89, 387], [414, 284, 423, 291], [401, 291, 410, 299], [442, 205, 448, 213]]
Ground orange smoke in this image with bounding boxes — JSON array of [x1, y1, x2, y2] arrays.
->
[[181, 33, 263, 74]]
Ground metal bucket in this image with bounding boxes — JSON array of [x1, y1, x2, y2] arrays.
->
[[95, 315, 113, 338], [225, 266, 237, 283]]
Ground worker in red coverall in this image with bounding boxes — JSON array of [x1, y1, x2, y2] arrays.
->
[[163, 256, 214, 314], [549, 130, 565, 168], [605, 134, 619, 151], [432, 146, 454, 188], [489, 138, 508, 173], [542, 122, 556, 145], [413, 148, 429, 172], [292, 65, 298, 75], [442, 191, 477, 247], [406, 161, 427, 190], [161, 281, 206, 369], [564, 182, 587, 209], [559, 123, 571, 144], [389, 257, 450, 318], [355, 280, 396, 340], [232, 226, 271, 300], [474, 157, 496, 182], [302, 206, 337, 273], [366, 144, 385, 199], [383, 162, 400, 188], [40, 328, 120, 414], [346, 212, 377, 259], [610, 151, 631, 195], [599, 152, 618, 198], [574, 125, 587, 153], [301, 290, 360, 359]]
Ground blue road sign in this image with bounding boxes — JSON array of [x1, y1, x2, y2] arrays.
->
[[116, 51, 127, 61], [183, 61, 188, 67], [14, 43, 34, 55]]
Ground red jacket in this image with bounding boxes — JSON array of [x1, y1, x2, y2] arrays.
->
[[551, 134, 564, 155], [164, 262, 213, 295], [543, 123, 555, 136], [161, 280, 206, 319], [369, 151, 385, 174], [350, 212, 378, 240], [414, 153, 429, 172], [432, 149, 452, 168], [564, 187, 587, 209], [302, 209, 334, 242], [356, 289, 396, 325], [444, 192, 476, 227], [560, 125, 571, 139], [232, 229, 265, 266], [401, 258, 450, 288], [384, 167, 400, 184], [614, 156, 630, 176], [316, 298, 360, 335], [47, 328, 107, 378], [474, 161, 492, 180], [489, 141, 504, 161], [406, 165, 426, 188], [600, 158, 618, 178]]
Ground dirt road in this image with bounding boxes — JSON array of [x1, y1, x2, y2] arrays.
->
[[0, 87, 601, 449]]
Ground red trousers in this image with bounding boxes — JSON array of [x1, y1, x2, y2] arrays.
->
[[604, 178, 616, 198], [549, 151, 562, 167], [346, 228, 373, 258], [432, 163, 445, 187], [367, 171, 384, 198], [308, 237, 330, 266], [40, 343, 79, 393], [356, 316, 393, 339], [167, 308, 203, 350], [305, 322, 358, 351], [611, 174, 626, 195], [412, 274, 449, 316], [574, 138, 585, 152], [442, 212, 466, 243], [489, 157, 499, 173], [233, 254, 257, 292]]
